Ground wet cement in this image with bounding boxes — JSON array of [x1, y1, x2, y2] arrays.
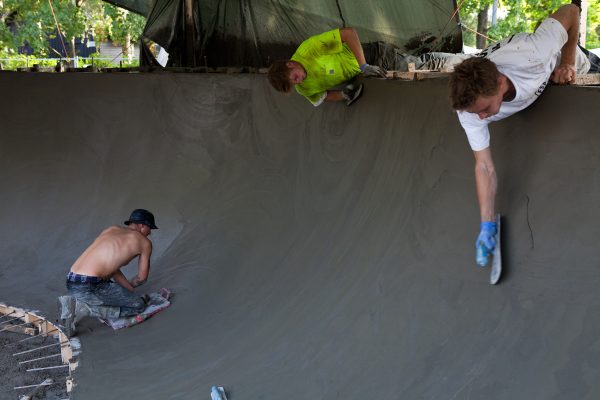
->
[[0, 71, 599, 399]]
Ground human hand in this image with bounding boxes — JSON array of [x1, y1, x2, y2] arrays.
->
[[360, 63, 388, 78], [475, 221, 497, 266], [551, 64, 576, 85]]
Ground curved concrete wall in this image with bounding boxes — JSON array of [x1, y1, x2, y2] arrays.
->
[[1, 72, 599, 399]]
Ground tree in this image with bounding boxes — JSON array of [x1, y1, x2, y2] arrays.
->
[[476, 4, 490, 48], [0, 0, 145, 58], [104, 4, 145, 59], [460, 0, 497, 48], [587, 0, 600, 47], [460, 0, 600, 49]]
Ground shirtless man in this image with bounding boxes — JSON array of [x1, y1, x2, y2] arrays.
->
[[58, 209, 158, 337]]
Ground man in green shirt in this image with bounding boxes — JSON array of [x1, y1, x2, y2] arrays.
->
[[267, 27, 387, 106]]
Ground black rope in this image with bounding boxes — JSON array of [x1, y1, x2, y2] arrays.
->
[[525, 195, 534, 249], [335, 0, 346, 27]]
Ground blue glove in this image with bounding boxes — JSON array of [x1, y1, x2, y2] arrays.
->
[[476, 221, 497, 267]]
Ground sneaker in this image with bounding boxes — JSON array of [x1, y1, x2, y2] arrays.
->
[[342, 83, 364, 106], [58, 295, 76, 337]]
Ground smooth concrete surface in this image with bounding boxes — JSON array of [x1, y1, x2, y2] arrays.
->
[[1, 72, 600, 399]]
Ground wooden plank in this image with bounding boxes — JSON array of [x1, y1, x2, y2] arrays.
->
[[66, 378, 74, 393], [385, 70, 415, 80], [18, 379, 53, 400], [416, 71, 451, 81], [575, 74, 600, 85], [0, 304, 16, 315], [386, 70, 452, 81], [2, 325, 36, 335]]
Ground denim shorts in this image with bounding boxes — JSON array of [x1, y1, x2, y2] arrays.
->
[[65, 272, 145, 317]]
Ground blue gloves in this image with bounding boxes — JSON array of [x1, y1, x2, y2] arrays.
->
[[476, 221, 497, 267]]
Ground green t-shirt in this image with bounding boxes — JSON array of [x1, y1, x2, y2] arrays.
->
[[291, 29, 361, 106]]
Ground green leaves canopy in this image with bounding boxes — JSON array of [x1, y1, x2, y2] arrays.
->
[[461, 0, 600, 49], [0, 0, 145, 57]]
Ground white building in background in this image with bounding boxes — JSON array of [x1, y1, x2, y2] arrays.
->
[[99, 41, 140, 61], [462, 45, 480, 54]]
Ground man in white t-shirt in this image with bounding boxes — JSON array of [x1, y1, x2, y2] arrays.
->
[[448, 3, 593, 266]]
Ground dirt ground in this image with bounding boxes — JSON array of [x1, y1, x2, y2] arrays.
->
[[0, 328, 69, 399]]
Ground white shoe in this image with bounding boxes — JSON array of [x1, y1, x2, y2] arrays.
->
[[342, 83, 364, 106]]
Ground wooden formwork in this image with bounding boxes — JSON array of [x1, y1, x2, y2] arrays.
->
[[0, 302, 79, 393]]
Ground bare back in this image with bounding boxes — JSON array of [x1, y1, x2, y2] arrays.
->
[[70, 226, 152, 279]]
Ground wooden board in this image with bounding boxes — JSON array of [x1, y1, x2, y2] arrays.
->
[[575, 74, 600, 86]]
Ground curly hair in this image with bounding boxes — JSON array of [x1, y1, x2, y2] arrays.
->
[[449, 57, 501, 110], [267, 60, 292, 93]]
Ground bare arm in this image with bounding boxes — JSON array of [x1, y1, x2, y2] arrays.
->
[[474, 148, 497, 222], [339, 27, 367, 66], [130, 239, 152, 288], [550, 4, 581, 84], [112, 270, 136, 292], [324, 90, 345, 102]]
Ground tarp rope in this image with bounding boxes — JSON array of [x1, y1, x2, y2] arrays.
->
[[335, 0, 346, 27], [47, 0, 69, 59], [459, 22, 497, 43], [429, 0, 498, 53]]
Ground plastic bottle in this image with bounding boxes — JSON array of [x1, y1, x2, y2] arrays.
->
[[211, 386, 223, 400]]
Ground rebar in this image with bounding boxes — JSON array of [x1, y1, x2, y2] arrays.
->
[[13, 342, 65, 357], [14, 378, 54, 390], [18, 328, 59, 343], [19, 353, 62, 365], [27, 364, 69, 372], [0, 315, 25, 326]]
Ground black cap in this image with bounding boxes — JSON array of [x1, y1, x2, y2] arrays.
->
[[124, 209, 158, 229]]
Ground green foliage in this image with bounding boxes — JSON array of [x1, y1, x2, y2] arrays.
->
[[78, 51, 140, 68], [460, 0, 600, 49], [587, 0, 600, 48], [0, 47, 57, 68], [0, 0, 145, 59], [104, 4, 145, 47], [487, 0, 566, 42], [459, 0, 495, 47]]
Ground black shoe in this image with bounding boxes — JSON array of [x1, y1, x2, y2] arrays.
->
[[342, 83, 364, 106]]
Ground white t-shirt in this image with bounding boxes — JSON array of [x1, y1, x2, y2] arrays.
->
[[458, 18, 591, 151]]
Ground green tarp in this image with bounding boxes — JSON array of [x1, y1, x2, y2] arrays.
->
[[105, 0, 463, 67], [102, 0, 153, 16]]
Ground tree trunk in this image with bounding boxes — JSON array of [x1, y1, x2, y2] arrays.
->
[[491, 0, 498, 26], [123, 33, 132, 61], [476, 5, 489, 49], [580, 0, 588, 47]]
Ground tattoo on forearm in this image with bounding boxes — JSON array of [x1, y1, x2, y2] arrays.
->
[[130, 276, 147, 287]]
